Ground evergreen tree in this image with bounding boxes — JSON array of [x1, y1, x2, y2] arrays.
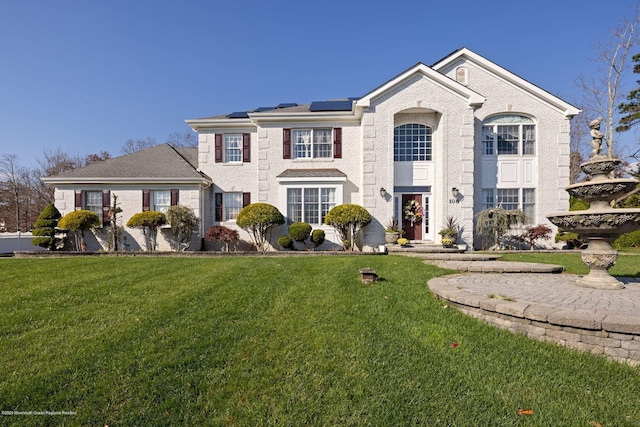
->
[[31, 203, 62, 250], [617, 53, 640, 133]]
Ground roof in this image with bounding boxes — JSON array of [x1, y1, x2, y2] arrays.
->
[[276, 168, 347, 179], [42, 143, 210, 184]]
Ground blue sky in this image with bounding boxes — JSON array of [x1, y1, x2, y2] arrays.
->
[[1, 0, 637, 166]]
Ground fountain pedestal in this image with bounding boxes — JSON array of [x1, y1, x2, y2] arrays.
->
[[547, 156, 640, 290]]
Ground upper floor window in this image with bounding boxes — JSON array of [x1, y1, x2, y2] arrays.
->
[[394, 123, 432, 161], [292, 129, 333, 159], [215, 133, 250, 163], [482, 115, 535, 156]]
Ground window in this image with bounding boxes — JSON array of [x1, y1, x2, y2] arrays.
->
[[223, 192, 243, 220], [224, 135, 243, 163], [153, 190, 171, 213], [215, 133, 250, 163], [292, 129, 333, 159], [394, 124, 432, 161], [287, 187, 336, 225], [85, 191, 103, 222], [482, 115, 535, 156], [483, 188, 535, 223], [214, 192, 250, 222]]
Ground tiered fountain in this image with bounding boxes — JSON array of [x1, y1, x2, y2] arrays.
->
[[547, 118, 640, 289]]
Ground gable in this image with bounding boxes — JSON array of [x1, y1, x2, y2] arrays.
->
[[432, 48, 580, 118]]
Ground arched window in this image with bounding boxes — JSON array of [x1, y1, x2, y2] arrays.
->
[[481, 114, 535, 155], [394, 124, 432, 161]]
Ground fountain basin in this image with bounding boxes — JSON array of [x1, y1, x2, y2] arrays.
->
[[565, 179, 637, 203], [547, 209, 640, 239]]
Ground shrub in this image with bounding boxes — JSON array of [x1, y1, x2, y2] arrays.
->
[[58, 209, 100, 251], [474, 208, 526, 250], [569, 196, 590, 211], [31, 204, 62, 250], [311, 229, 325, 248], [166, 205, 198, 251], [277, 235, 294, 250], [236, 203, 285, 252], [555, 231, 583, 249], [518, 224, 552, 250], [614, 230, 640, 249], [324, 204, 372, 251], [288, 222, 312, 242], [397, 237, 409, 246], [126, 211, 166, 251], [205, 225, 240, 252]]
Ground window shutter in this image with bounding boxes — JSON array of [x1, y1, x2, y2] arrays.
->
[[283, 128, 291, 159], [171, 189, 179, 206], [215, 192, 223, 222], [215, 134, 223, 163], [243, 192, 251, 207], [333, 127, 342, 159], [102, 190, 111, 226], [75, 190, 82, 210], [242, 133, 251, 162], [142, 189, 150, 211]]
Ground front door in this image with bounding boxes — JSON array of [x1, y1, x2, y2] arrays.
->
[[402, 194, 423, 241]]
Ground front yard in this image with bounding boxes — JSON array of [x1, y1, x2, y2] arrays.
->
[[1, 256, 639, 426]]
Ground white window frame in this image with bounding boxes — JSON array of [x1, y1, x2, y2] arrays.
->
[[84, 191, 103, 223], [224, 134, 243, 163], [482, 115, 536, 156], [482, 188, 535, 223], [292, 129, 333, 159], [223, 192, 243, 221], [394, 123, 432, 162], [153, 190, 171, 213], [286, 187, 336, 225]]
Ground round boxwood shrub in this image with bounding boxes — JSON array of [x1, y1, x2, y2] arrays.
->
[[58, 209, 101, 251], [236, 203, 285, 252], [288, 222, 312, 242], [277, 235, 294, 250], [126, 211, 166, 251], [324, 204, 371, 251], [311, 229, 325, 248]]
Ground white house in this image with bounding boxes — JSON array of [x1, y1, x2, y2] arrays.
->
[[44, 48, 580, 251]]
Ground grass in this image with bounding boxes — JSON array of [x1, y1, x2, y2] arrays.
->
[[497, 251, 640, 276], [0, 255, 639, 426]]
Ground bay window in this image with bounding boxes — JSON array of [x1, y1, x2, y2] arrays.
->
[[287, 187, 336, 225]]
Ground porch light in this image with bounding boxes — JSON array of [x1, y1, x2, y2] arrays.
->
[[380, 187, 387, 198], [452, 187, 460, 198]]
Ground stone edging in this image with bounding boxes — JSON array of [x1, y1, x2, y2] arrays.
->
[[428, 275, 640, 365]]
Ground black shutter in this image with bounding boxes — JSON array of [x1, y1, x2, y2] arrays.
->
[[215, 192, 223, 222], [142, 189, 150, 211], [333, 127, 342, 159], [283, 129, 291, 159], [75, 190, 83, 210], [243, 192, 251, 207], [102, 190, 111, 226], [215, 134, 223, 163], [171, 189, 179, 206], [242, 133, 251, 162]]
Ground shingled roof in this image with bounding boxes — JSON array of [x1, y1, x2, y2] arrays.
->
[[43, 143, 209, 184]]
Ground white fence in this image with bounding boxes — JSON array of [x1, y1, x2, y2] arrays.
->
[[0, 233, 45, 253]]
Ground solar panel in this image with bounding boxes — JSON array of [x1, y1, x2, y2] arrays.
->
[[277, 103, 298, 109], [228, 111, 250, 119], [255, 106, 276, 112], [309, 100, 353, 112]]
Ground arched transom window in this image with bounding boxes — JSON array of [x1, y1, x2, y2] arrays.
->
[[394, 123, 432, 161], [482, 114, 535, 155]]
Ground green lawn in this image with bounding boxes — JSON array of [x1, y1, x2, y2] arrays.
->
[[1, 256, 639, 426], [497, 251, 640, 276]]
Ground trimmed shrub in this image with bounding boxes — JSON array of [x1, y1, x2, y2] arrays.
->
[[324, 204, 371, 251], [126, 211, 166, 251], [58, 210, 101, 251], [288, 222, 312, 249], [277, 235, 294, 250], [236, 203, 285, 252], [166, 205, 198, 251], [32, 204, 62, 250], [311, 229, 325, 248]]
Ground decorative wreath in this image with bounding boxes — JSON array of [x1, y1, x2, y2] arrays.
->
[[403, 200, 423, 224]]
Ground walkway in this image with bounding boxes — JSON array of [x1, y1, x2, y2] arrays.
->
[[400, 250, 640, 365]]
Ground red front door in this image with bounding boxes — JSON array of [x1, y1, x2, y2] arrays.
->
[[402, 194, 423, 241]]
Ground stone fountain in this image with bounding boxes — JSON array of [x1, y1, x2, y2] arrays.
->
[[547, 118, 640, 289]]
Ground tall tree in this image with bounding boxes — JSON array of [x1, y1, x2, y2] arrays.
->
[[121, 137, 157, 154], [574, 2, 640, 157], [0, 154, 24, 231]]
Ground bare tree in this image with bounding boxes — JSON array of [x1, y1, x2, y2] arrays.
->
[[574, 2, 640, 157], [166, 129, 197, 148], [0, 154, 24, 231], [121, 137, 157, 154]]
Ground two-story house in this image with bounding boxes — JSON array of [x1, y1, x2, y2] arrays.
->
[[44, 48, 580, 251]]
